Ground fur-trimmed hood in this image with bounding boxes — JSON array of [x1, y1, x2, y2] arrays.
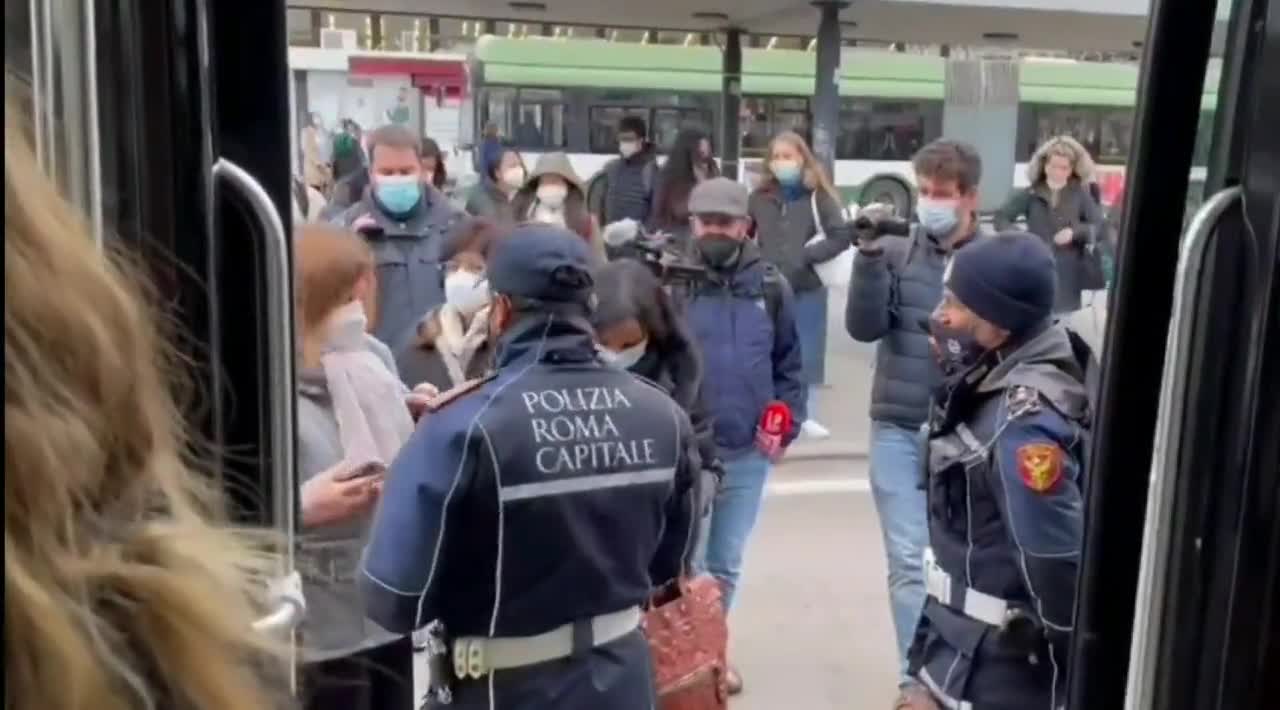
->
[[1026, 135, 1097, 185]]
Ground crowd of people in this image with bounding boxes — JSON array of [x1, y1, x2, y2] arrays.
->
[[8, 76, 1108, 709], [283, 112, 1108, 710]]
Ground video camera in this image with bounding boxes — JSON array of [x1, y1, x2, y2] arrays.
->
[[849, 211, 911, 244], [601, 220, 710, 286]]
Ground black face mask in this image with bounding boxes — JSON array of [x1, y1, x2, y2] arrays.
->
[[696, 234, 742, 269], [928, 316, 986, 377]]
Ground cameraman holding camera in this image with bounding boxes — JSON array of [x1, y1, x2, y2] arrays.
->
[[844, 139, 983, 698]]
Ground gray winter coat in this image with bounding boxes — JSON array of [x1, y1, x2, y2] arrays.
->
[[845, 227, 978, 428], [333, 186, 464, 349], [295, 335, 405, 661], [749, 187, 851, 295], [993, 179, 1105, 313]]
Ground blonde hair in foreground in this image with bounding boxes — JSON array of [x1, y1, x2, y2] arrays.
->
[[3, 99, 289, 707]]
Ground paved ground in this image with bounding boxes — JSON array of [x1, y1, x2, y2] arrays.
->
[[413, 457, 902, 709], [725, 456, 899, 709]]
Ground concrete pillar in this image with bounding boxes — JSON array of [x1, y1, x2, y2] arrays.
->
[[811, 2, 847, 175], [721, 29, 743, 180], [943, 56, 1020, 211]]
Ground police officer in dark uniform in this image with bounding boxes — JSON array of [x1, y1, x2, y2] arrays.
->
[[898, 232, 1091, 710], [359, 223, 699, 709]]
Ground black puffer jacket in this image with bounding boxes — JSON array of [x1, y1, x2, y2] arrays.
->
[[845, 227, 978, 427]]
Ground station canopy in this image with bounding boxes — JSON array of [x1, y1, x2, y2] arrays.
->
[[303, 0, 1159, 53]]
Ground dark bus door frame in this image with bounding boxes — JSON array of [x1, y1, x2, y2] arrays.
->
[[1070, 0, 1280, 706]]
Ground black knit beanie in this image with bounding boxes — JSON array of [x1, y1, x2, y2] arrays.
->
[[945, 231, 1057, 334]]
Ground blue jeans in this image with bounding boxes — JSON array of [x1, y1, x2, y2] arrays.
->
[[694, 452, 771, 611], [868, 420, 929, 683], [793, 288, 828, 387]]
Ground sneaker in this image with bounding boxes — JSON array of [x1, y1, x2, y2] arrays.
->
[[800, 419, 831, 440]]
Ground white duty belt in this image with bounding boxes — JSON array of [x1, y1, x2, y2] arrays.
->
[[453, 606, 641, 679], [923, 547, 1010, 628]]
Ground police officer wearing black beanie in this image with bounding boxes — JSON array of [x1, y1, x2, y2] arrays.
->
[[897, 231, 1092, 710]]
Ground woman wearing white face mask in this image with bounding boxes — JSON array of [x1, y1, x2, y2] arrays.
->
[[396, 217, 501, 391], [466, 147, 526, 222], [591, 259, 721, 541], [512, 152, 607, 262], [293, 224, 417, 710], [994, 135, 1107, 316]]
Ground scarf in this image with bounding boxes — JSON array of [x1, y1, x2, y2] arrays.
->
[[320, 301, 414, 467], [433, 303, 491, 386]]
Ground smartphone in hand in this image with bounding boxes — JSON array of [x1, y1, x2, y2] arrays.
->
[[334, 460, 385, 482]]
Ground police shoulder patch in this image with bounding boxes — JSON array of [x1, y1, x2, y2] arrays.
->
[[1015, 442, 1064, 493], [425, 373, 496, 414], [1005, 385, 1043, 419]]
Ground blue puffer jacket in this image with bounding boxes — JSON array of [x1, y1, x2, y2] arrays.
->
[[685, 242, 807, 459]]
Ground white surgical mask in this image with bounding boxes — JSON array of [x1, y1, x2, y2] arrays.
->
[[444, 271, 490, 316], [597, 339, 648, 370], [619, 140, 640, 158], [501, 166, 526, 189], [537, 184, 568, 209]]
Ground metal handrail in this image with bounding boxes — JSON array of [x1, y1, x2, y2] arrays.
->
[[1123, 185, 1242, 709], [252, 571, 305, 633], [212, 158, 299, 633]]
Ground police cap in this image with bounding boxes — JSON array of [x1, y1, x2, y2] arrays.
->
[[487, 223, 595, 304]]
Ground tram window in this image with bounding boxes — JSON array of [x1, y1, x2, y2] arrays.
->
[[740, 97, 772, 154], [491, 88, 565, 150], [740, 96, 811, 155], [652, 108, 712, 152], [842, 99, 939, 160], [589, 106, 648, 152], [773, 97, 810, 142], [1098, 109, 1135, 164], [1031, 105, 1102, 159]]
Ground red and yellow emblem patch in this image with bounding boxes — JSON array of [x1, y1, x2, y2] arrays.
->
[[1016, 443, 1064, 493]]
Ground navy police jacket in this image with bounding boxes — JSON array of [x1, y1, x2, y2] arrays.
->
[[911, 323, 1090, 706], [359, 314, 699, 638]]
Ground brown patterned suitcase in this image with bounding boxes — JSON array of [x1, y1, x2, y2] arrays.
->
[[642, 575, 729, 710]]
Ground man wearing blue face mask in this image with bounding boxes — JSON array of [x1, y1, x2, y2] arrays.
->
[[844, 139, 983, 700], [335, 124, 462, 349]]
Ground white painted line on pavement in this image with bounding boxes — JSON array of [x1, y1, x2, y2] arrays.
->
[[766, 478, 871, 496]]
